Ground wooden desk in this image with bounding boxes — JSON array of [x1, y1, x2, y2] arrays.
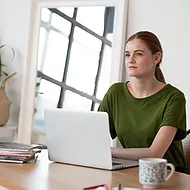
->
[[0, 151, 189, 190]]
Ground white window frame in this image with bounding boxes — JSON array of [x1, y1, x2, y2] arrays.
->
[[18, 0, 128, 144]]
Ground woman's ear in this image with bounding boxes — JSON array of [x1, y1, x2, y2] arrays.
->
[[154, 52, 162, 65]]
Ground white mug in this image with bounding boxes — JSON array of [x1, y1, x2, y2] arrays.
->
[[139, 158, 175, 188]]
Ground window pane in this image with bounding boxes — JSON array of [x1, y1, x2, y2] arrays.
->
[[74, 27, 102, 52], [43, 30, 69, 81], [51, 13, 71, 35], [66, 41, 100, 95], [41, 8, 51, 23], [63, 90, 92, 110], [34, 95, 56, 130], [106, 33, 113, 43], [38, 79, 61, 104], [37, 27, 46, 71], [58, 7, 74, 18], [96, 45, 112, 99], [94, 103, 100, 111], [77, 6, 105, 36], [66, 27, 102, 94]]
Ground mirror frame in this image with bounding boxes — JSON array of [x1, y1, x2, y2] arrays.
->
[[18, 0, 128, 143]]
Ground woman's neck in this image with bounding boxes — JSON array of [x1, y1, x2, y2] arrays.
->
[[127, 78, 166, 98]]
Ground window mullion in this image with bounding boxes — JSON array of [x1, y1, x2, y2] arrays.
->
[[57, 8, 78, 108], [91, 43, 105, 110]]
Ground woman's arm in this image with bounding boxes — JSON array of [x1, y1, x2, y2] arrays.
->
[[111, 126, 177, 160]]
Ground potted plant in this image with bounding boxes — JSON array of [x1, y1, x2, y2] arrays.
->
[[0, 45, 8, 79], [0, 45, 16, 126], [0, 44, 15, 79]]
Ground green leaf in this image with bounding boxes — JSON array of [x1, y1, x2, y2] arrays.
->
[[36, 82, 40, 87]]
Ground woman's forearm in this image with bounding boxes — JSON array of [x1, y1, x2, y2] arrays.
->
[[112, 126, 177, 161], [111, 147, 162, 161]]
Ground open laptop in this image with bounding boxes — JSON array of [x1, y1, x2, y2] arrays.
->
[[44, 109, 138, 170]]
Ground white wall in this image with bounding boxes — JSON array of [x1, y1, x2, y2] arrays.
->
[[126, 0, 190, 129], [0, 0, 31, 126]]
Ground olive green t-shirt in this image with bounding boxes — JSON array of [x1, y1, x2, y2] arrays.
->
[[98, 82, 187, 171]]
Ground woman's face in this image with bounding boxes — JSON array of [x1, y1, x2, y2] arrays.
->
[[125, 39, 159, 79]]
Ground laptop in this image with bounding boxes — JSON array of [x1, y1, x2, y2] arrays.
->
[[44, 109, 138, 170]]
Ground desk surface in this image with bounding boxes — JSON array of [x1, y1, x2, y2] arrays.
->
[[0, 150, 189, 190]]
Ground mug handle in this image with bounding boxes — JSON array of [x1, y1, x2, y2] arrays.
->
[[165, 163, 175, 181]]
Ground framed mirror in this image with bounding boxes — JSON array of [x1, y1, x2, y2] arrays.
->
[[18, 0, 128, 144]]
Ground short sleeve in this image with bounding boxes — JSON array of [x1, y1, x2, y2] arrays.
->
[[98, 90, 117, 139], [159, 92, 187, 140]]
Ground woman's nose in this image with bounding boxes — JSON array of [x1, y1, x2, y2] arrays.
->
[[127, 54, 135, 63]]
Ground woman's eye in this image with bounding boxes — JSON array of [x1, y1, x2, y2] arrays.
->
[[125, 53, 130, 57], [136, 52, 143, 56]]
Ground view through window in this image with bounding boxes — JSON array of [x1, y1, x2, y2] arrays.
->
[[34, 6, 115, 129]]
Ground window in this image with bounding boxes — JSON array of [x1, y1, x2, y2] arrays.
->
[[35, 6, 115, 127]]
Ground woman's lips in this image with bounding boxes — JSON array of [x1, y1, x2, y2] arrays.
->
[[128, 66, 137, 69]]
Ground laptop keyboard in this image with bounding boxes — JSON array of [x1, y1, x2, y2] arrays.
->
[[112, 161, 123, 166]]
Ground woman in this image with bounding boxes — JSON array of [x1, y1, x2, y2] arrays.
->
[[98, 31, 187, 172]]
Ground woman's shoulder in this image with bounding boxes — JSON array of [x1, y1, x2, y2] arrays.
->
[[103, 82, 126, 98], [107, 82, 126, 92], [165, 84, 185, 99], [166, 84, 185, 94]]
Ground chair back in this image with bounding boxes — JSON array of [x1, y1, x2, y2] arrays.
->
[[182, 129, 190, 174]]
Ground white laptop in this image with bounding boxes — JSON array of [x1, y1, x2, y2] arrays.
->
[[44, 109, 138, 170]]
